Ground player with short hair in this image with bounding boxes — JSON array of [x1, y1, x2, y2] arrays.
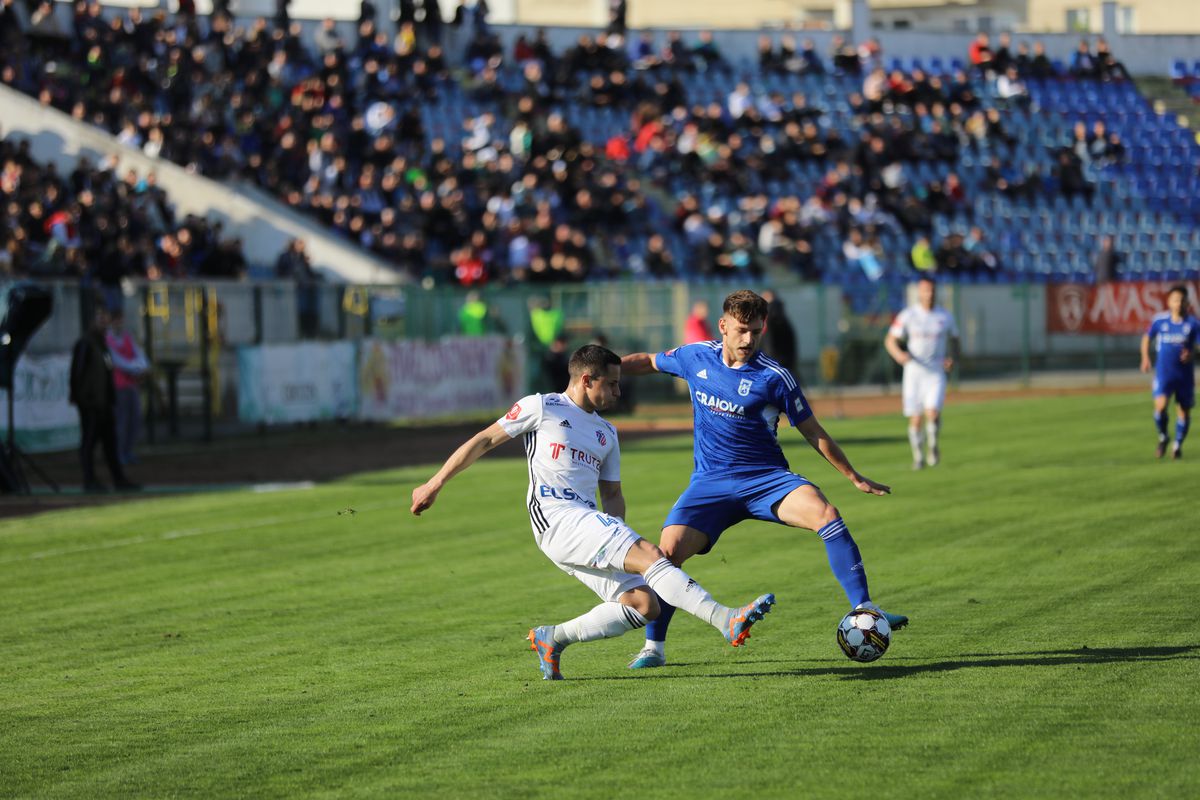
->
[[1140, 285, 1198, 459], [411, 344, 776, 680], [620, 290, 906, 670], [884, 277, 961, 470]]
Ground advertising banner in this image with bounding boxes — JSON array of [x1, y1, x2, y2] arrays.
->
[[0, 353, 78, 452], [357, 336, 525, 421], [1046, 281, 1200, 335], [238, 342, 358, 424]]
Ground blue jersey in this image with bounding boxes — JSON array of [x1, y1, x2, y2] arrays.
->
[[1146, 313, 1198, 381], [656, 341, 813, 474]]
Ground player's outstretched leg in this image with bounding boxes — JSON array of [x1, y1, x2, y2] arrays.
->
[[632, 552, 774, 650], [819, 518, 909, 631], [532, 601, 651, 680]]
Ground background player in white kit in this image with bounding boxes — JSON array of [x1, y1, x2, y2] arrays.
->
[[410, 345, 775, 680], [885, 277, 961, 469]]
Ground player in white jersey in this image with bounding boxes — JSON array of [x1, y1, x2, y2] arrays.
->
[[410, 345, 776, 680], [885, 277, 961, 469]]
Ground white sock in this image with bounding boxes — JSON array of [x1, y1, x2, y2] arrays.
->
[[640, 640, 665, 656], [553, 602, 647, 646], [908, 425, 925, 462], [926, 418, 940, 454], [642, 558, 730, 631]]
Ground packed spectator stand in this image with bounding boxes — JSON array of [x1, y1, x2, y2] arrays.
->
[[1, 0, 1198, 301]]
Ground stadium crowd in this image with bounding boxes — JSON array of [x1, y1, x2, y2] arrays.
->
[[0, 128, 247, 293], [0, 0, 1180, 289]]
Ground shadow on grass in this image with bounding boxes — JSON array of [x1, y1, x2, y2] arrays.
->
[[573, 646, 1199, 682]]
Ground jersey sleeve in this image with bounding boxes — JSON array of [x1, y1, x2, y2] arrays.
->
[[654, 343, 694, 378], [945, 311, 960, 338], [778, 371, 814, 427], [599, 428, 621, 482], [1145, 318, 1160, 339], [886, 309, 909, 340], [496, 394, 542, 437]]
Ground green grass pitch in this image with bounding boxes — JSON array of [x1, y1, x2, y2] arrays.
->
[[2, 392, 1197, 798]]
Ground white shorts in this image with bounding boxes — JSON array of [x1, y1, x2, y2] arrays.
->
[[902, 363, 947, 417], [532, 502, 646, 603]]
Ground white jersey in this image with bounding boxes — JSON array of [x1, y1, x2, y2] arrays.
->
[[888, 304, 959, 370], [496, 392, 621, 534]]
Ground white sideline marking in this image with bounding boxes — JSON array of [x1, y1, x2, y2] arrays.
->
[[0, 499, 406, 565]]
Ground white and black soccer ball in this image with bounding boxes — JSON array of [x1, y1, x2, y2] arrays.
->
[[836, 608, 891, 663]]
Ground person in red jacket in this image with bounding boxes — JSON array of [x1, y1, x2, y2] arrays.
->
[[683, 300, 713, 344]]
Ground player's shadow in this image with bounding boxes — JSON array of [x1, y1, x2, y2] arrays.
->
[[579, 646, 1198, 682]]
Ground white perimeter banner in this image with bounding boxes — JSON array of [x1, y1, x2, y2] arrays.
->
[[238, 342, 358, 424], [0, 353, 78, 453], [357, 336, 525, 421]]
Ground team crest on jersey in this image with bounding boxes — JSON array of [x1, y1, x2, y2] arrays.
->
[[595, 430, 607, 446], [505, 402, 521, 420], [738, 378, 753, 396]]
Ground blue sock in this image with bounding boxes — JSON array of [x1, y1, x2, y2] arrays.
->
[[1155, 411, 1169, 441], [819, 518, 871, 608], [1176, 418, 1190, 446], [645, 594, 676, 642]]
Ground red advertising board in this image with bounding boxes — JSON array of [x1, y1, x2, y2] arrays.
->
[[1046, 281, 1200, 335]]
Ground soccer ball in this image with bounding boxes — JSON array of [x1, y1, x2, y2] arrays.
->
[[836, 608, 891, 663]]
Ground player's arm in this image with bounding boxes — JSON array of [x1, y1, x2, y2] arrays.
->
[[1139, 333, 1152, 372], [795, 415, 891, 496], [884, 332, 910, 366], [598, 480, 626, 520], [944, 334, 960, 373], [620, 352, 659, 376], [411, 422, 512, 516]]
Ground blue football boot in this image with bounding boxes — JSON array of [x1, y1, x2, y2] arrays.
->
[[856, 601, 909, 631], [627, 647, 667, 669]]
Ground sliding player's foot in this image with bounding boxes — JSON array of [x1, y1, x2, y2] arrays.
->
[[725, 593, 776, 647], [527, 626, 564, 680]]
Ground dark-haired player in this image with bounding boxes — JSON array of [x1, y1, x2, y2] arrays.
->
[[621, 290, 907, 670], [411, 345, 775, 680]]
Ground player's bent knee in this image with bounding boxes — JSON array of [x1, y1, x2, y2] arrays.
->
[[620, 587, 659, 620]]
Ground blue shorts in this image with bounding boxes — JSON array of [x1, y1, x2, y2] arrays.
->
[[1153, 372, 1195, 409], [663, 468, 814, 555]]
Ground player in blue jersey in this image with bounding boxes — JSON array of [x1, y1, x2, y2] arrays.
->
[[621, 290, 907, 669], [1140, 285, 1198, 459]]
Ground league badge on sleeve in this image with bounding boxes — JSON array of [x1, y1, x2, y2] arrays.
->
[[596, 429, 607, 446], [738, 378, 753, 397], [506, 402, 521, 420]]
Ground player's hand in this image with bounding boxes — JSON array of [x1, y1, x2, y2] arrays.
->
[[411, 481, 441, 516], [943, 357, 955, 373], [851, 474, 891, 496], [1181, 349, 1194, 365], [1140, 357, 1152, 373]]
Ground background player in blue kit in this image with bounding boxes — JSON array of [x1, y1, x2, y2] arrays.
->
[[621, 290, 908, 669], [1140, 285, 1198, 460]]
